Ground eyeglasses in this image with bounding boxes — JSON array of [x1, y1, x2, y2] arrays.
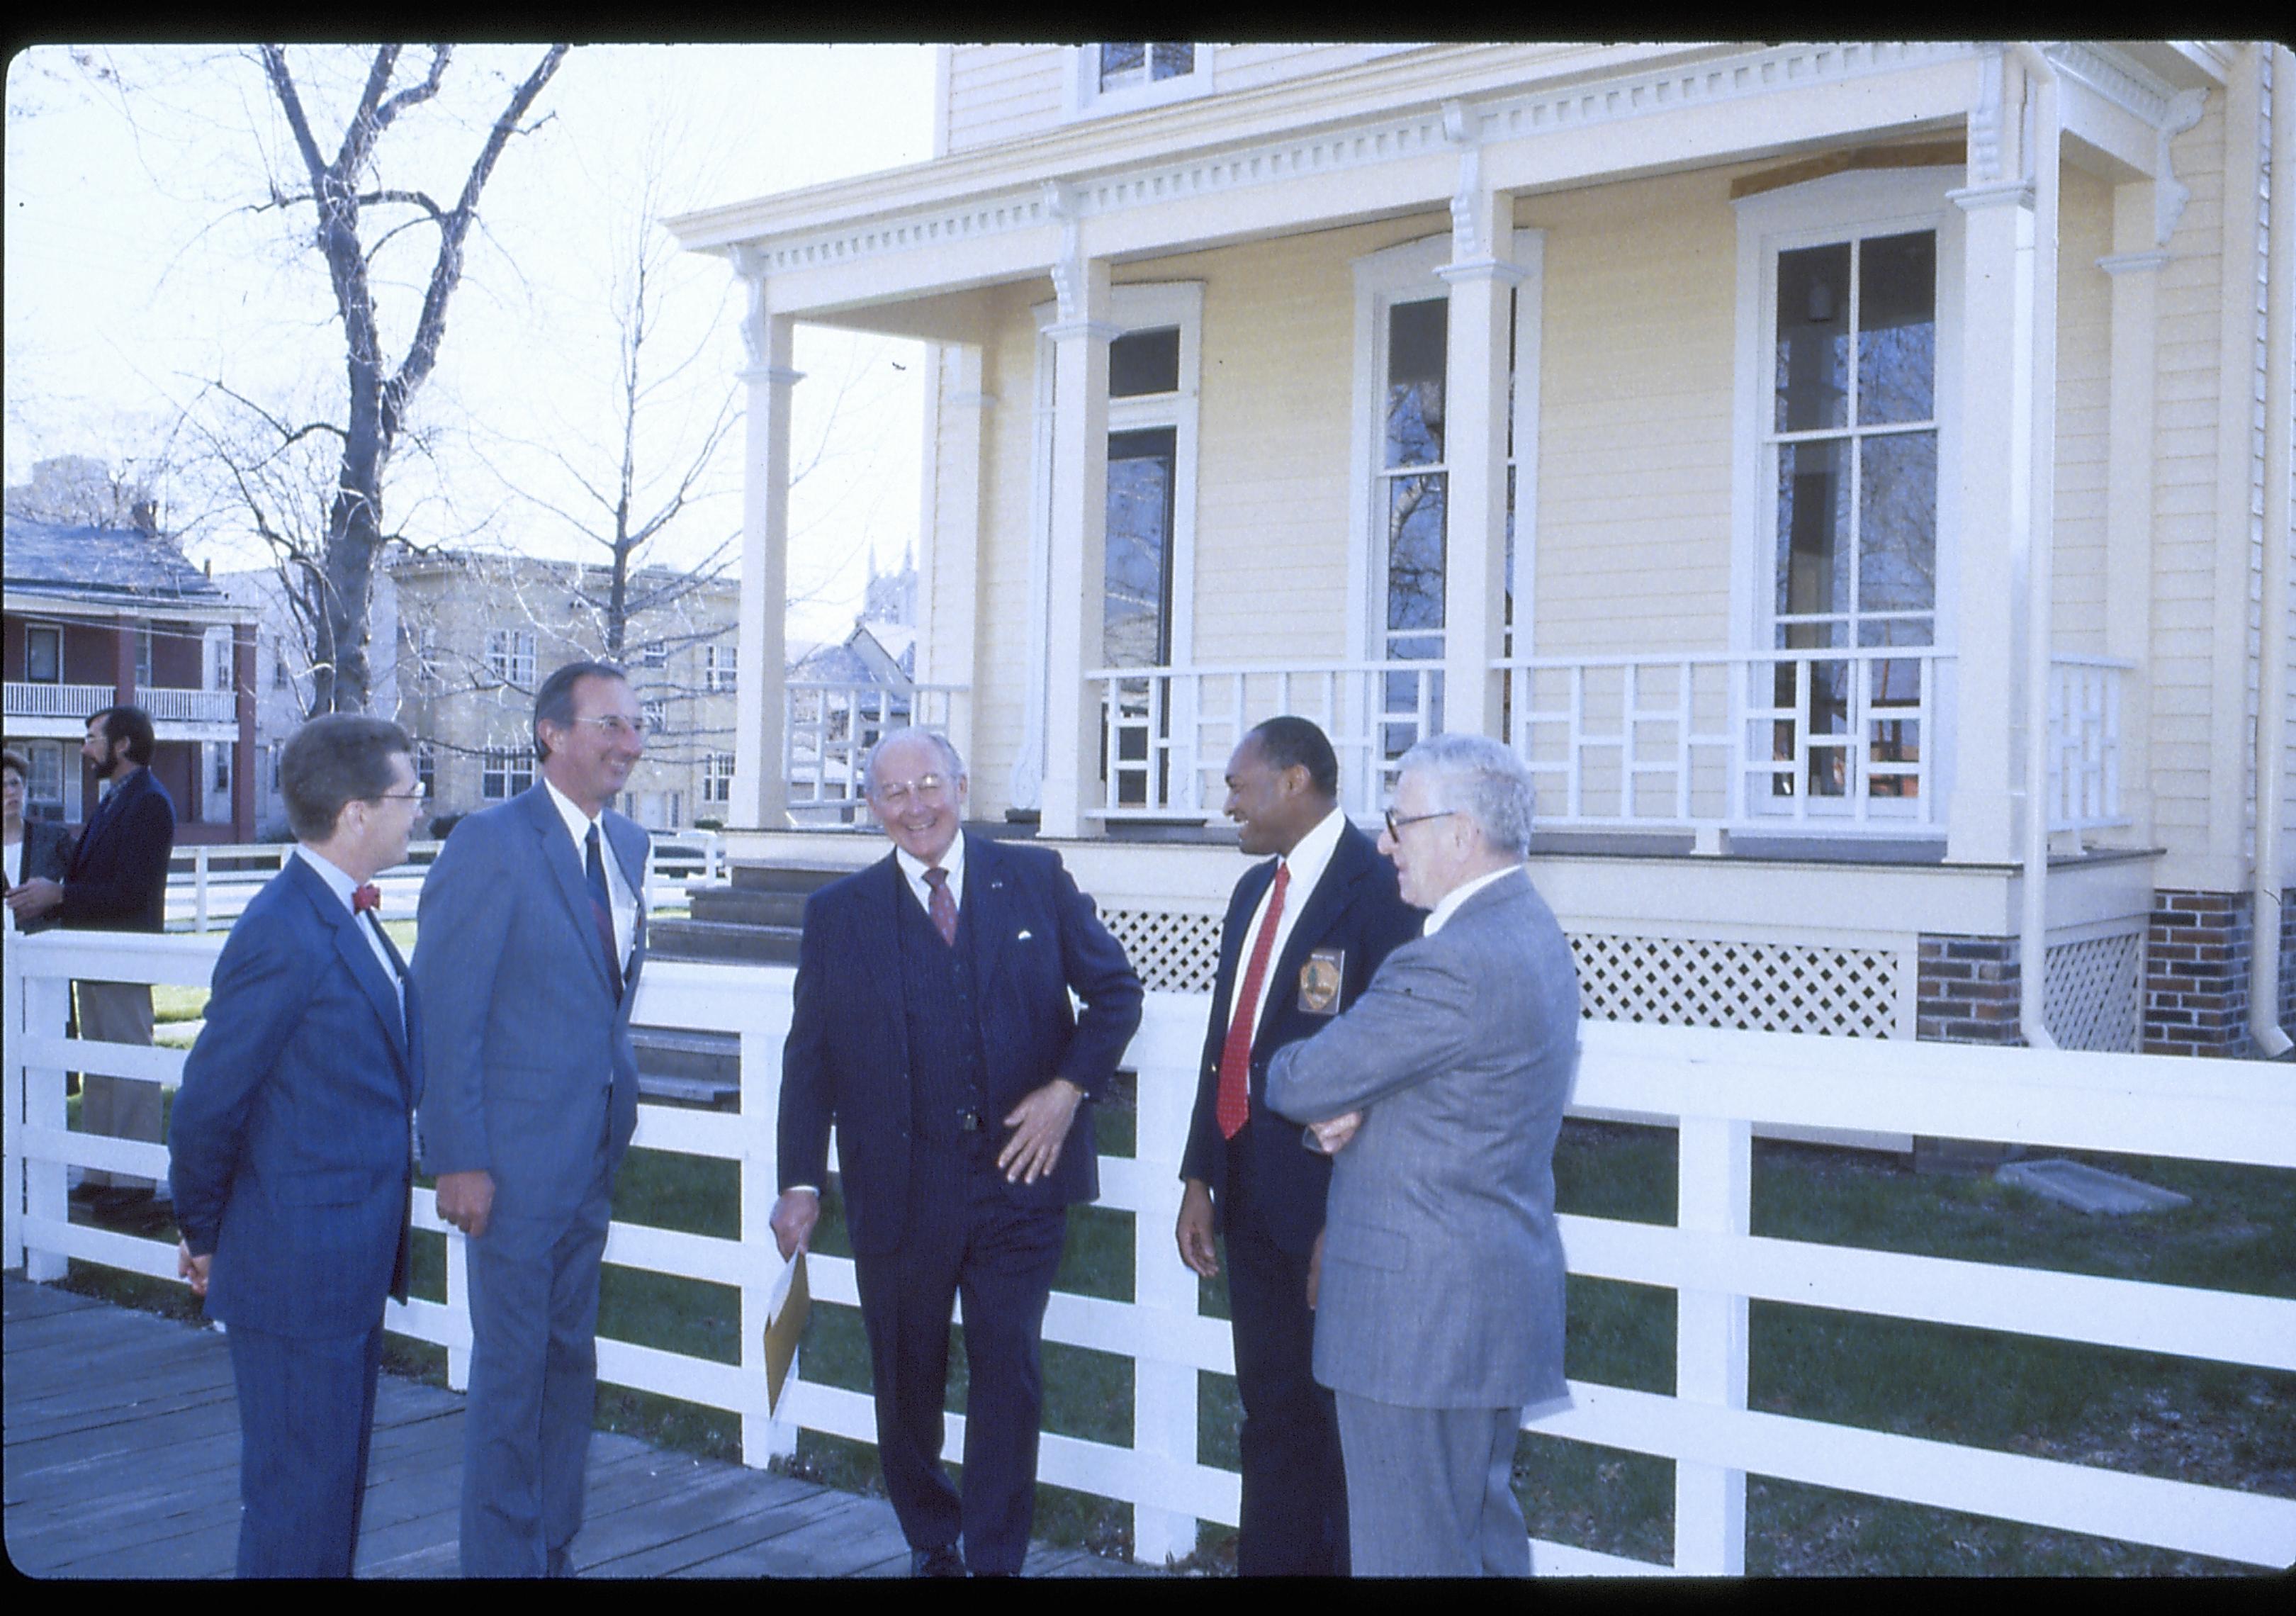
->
[[1384, 807, 1458, 839], [567, 714, 651, 740], [870, 774, 951, 811], [373, 782, 427, 803]]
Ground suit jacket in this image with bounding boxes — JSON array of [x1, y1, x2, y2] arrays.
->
[[1179, 820, 1422, 1255], [1266, 868, 1580, 1411], [55, 765, 174, 932], [168, 855, 422, 1337], [9, 819, 77, 934], [412, 784, 648, 1223], [779, 836, 1143, 1257]]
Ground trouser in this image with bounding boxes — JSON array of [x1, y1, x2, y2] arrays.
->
[[76, 979, 159, 1191], [227, 1319, 385, 1578], [1332, 1394, 1531, 1577], [852, 1144, 1067, 1576], [1221, 1142, 1349, 1576], [458, 1156, 615, 1578]]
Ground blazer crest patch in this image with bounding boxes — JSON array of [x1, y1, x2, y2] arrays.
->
[[1297, 948, 1345, 1016]]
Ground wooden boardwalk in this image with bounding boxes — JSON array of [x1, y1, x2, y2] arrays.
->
[[3, 1278, 1159, 1578]]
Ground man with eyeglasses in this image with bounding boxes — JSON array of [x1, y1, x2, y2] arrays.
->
[[772, 727, 1141, 1576], [1174, 716, 1420, 1576], [167, 714, 426, 1575], [414, 659, 653, 1577], [1266, 732, 1580, 1577]]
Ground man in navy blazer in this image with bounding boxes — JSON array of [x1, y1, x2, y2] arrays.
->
[[168, 714, 427, 1577], [9, 705, 177, 1199], [415, 661, 651, 1578], [772, 729, 1142, 1576], [1175, 717, 1421, 1575]]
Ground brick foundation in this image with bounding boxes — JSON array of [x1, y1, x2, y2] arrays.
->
[[1915, 935, 2024, 1045], [2144, 889, 2256, 1057]]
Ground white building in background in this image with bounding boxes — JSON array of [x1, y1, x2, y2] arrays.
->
[[668, 41, 2295, 1058]]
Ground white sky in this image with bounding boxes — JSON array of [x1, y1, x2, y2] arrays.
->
[[3, 43, 939, 644]]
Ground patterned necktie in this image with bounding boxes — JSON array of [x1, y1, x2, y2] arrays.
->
[[923, 865, 958, 948], [1216, 861, 1289, 1140], [352, 883, 381, 914], [585, 824, 623, 998]]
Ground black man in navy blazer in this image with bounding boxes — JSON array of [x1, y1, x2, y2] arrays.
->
[[1176, 717, 1421, 1576]]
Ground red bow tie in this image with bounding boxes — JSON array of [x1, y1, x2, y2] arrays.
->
[[352, 884, 381, 914]]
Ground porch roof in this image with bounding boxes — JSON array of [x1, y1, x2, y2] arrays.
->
[[664, 41, 2207, 334]]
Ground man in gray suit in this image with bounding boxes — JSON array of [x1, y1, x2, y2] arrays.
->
[[415, 660, 651, 1577], [1266, 732, 1579, 1577]]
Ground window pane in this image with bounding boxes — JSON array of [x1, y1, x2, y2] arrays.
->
[[1109, 326, 1181, 397], [1775, 243, 1850, 432], [1775, 440, 1848, 619], [1099, 43, 1144, 87], [1385, 297, 1447, 468], [26, 627, 60, 682], [1857, 231, 1936, 425], [1857, 432, 1937, 616], [1386, 473, 1446, 633], [1150, 43, 1195, 80], [1104, 428, 1176, 668]]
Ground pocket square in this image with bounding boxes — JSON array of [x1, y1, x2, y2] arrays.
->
[[1016, 928, 1034, 941]]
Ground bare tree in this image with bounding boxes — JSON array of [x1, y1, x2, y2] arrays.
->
[[247, 43, 568, 714]]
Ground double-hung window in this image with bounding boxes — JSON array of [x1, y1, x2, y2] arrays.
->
[[1735, 168, 1959, 819]]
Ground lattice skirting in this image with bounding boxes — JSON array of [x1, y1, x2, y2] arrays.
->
[[2045, 926, 2145, 1053], [1103, 904, 2142, 1053], [1101, 907, 1225, 994], [1572, 933, 1905, 1037]]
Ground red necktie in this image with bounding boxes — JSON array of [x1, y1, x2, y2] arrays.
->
[[352, 884, 381, 914], [1216, 862, 1288, 1140], [923, 866, 958, 948]]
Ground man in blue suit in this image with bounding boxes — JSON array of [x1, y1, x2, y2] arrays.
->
[[168, 713, 427, 1578], [415, 660, 651, 1578], [1175, 717, 1421, 1575], [771, 729, 1142, 1576]]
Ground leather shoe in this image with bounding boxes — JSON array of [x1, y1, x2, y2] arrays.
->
[[910, 1544, 966, 1577]]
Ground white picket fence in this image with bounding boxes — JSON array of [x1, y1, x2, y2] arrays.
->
[[4, 929, 2292, 1573]]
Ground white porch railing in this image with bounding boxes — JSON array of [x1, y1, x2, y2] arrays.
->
[[1087, 660, 1443, 822], [1502, 648, 1950, 835], [3, 681, 117, 720], [783, 680, 967, 827], [140, 686, 237, 725], [162, 833, 726, 932], [8, 931, 2290, 1573], [1087, 653, 2129, 841], [2047, 655, 2132, 835]]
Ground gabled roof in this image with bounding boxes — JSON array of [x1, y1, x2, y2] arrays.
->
[[2, 515, 227, 609]]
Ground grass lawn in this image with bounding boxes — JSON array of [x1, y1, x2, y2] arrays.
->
[[46, 950, 2296, 1575]]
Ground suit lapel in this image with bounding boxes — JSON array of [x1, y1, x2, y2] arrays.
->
[[966, 837, 1012, 999], [71, 772, 128, 876], [522, 786, 617, 999], [283, 858, 409, 1074], [1248, 824, 1378, 1061], [1215, 858, 1277, 1029]]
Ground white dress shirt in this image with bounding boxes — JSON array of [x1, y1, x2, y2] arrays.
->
[[295, 845, 404, 1023], [1421, 862, 1522, 938], [1229, 805, 1349, 1048], [543, 778, 639, 972]]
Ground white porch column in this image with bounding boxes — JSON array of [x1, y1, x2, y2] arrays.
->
[[1036, 211, 1117, 841], [918, 342, 991, 770], [1435, 128, 1520, 742], [2097, 186, 2171, 851], [1945, 58, 2038, 865], [729, 249, 800, 831]]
